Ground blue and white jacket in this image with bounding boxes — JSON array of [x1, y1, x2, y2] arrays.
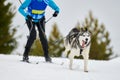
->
[[18, 0, 60, 22]]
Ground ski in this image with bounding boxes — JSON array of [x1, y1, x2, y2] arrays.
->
[[20, 60, 64, 65], [20, 60, 39, 64], [40, 61, 64, 65]]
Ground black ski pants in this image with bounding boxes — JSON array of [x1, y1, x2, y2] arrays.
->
[[23, 17, 49, 59]]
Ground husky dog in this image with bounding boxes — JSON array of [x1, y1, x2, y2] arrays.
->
[[63, 27, 91, 72]]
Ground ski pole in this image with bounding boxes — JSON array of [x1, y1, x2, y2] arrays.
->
[[19, 0, 22, 4], [45, 16, 53, 23]]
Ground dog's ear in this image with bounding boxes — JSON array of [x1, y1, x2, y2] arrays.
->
[[72, 28, 80, 32], [85, 27, 88, 32], [89, 31, 92, 36]]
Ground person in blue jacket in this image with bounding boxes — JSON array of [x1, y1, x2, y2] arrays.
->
[[18, 0, 60, 63]]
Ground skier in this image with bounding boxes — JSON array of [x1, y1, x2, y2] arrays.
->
[[18, 0, 60, 63]]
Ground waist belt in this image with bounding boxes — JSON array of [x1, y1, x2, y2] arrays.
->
[[32, 10, 45, 14]]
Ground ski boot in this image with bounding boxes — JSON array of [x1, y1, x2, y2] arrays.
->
[[22, 57, 29, 63], [45, 56, 52, 63]]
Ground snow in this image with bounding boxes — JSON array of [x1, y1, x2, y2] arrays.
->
[[0, 54, 120, 80]]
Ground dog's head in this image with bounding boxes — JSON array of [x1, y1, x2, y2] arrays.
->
[[78, 28, 91, 48]]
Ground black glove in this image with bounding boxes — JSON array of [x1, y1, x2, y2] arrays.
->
[[53, 11, 59, 17], [26, 15, 33, 20]]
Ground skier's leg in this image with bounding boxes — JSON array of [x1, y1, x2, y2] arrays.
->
[[37, 17, 51, 62], [23, 20, 36, 62]]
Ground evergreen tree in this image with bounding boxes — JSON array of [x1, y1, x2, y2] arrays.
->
[[0, 0, 17, 54], [30, 38, 44, 56], [48, 23, 64, 57], [79, 11, 113, 60]]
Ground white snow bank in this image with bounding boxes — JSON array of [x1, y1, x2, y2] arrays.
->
[[0, 54, 120, 80]]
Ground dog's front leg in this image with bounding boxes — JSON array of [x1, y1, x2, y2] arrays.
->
[[83, 53, 89, 72], [84, 58, 88, 72], [68, 53, 74, 70]]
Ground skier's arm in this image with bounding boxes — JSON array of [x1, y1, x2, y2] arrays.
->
[[18, 0, 31, 18], [44, 0, 60, 13]]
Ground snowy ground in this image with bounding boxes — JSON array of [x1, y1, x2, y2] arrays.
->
[[0, 54, 120, 80]]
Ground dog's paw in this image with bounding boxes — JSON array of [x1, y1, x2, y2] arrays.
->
[[69, 67, 73, 70], [84, 70, 88, 72], [69, 67, 72, 70]]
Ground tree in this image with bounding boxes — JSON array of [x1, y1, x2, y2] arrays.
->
[[77, 11, 113, 60], [30, 38, 44, 56], [0, 0, 17, 54], [48, 23, 64, 57]]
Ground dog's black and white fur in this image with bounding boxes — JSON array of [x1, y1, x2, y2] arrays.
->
[[63, 27, 91, 72]]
